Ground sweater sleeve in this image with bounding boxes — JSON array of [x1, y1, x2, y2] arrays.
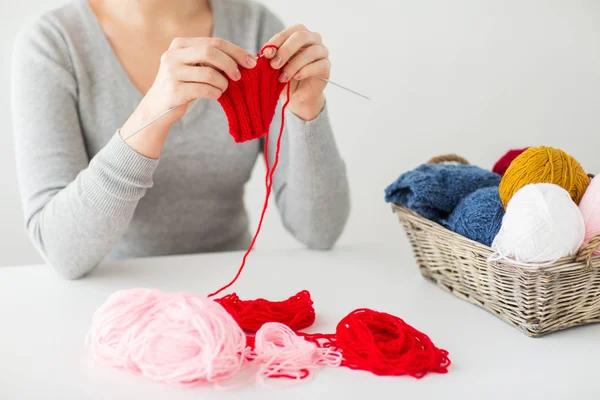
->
[[11, 19, 159, 279], [257, 6, 351, 249]]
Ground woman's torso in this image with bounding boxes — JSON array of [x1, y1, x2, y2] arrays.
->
[[49, 0, 279, 258]]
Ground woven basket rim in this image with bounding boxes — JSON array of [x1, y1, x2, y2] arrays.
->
[[390, 203, 600, 271]]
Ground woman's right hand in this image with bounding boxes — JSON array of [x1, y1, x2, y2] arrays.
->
[[120, 37, 257, 158]]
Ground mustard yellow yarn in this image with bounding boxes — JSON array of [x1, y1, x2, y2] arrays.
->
[[498, 146, 590, 208]]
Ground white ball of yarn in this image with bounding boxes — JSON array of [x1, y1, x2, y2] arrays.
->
[[490, 183, 585, 265]]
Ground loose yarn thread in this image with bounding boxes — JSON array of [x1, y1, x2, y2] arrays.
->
[[215, 290, 315, 333], [303, 308, 451, 378], [86, 288, 248, 385], [252, 323, 342, 383]]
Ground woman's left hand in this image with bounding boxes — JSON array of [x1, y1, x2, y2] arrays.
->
[[263, 24, 330, 121]]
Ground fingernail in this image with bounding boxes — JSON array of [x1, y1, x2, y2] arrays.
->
[[246, 55, 257, 68], [265, 48, 276, 58], [271, 55, 282, 68], [234, 69, 241, 80], [293, 74, 302, 80], [279, 72, 289, 83]]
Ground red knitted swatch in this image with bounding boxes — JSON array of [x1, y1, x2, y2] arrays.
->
[[217, 48, 288, 143]]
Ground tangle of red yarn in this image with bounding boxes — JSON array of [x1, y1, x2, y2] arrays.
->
[[209, 45, 451, 380], [215, 290, 316, 333], [303, 308, 451, 378], [210, 45, 289, 298]]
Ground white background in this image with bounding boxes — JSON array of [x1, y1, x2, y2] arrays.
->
[[2, 0, 600, 267]]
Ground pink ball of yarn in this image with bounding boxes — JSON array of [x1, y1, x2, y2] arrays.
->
[[86, 288, 247, 385], [253, 322, 342, 382], [579, 174, 600, 255]]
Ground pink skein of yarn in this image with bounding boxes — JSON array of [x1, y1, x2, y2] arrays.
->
[[86, 288, 248, 385], [252, 322, 342, 382], [579, 174, 600, 255]]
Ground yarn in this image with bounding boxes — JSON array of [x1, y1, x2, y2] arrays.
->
[[217, 46, 287, 143], [252, 323, 342, 382], [491, 183, 585, 266], [304, 308, 450, 378], [445, 186, 504, 247], [215, 290, 315, 333], [86, 288, 247, 385], [578, 174, 600, 255], [210, 45, 290, 298], [498, 146, 590, 208], [492, 147, 529, 176], [385, 163, 501, 224]]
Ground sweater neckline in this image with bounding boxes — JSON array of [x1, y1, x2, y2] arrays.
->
[[78, 0, 224, 128]]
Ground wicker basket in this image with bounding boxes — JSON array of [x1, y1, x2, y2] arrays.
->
[[391, 154, 600, 337]]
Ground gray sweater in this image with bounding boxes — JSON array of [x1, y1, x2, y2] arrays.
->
[[10, 0, 350, 279]]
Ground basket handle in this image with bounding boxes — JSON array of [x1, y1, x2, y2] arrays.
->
[[427, 154, 470, 166], [575, 234, 600, 267]]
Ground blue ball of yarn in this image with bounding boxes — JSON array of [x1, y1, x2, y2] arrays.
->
[[385, 163, 501, 224], [445, 186, 504, 247]]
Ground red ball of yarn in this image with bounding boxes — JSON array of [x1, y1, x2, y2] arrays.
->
[[492, 147, 529, 176], [215, 290, 316, 334], [304, 308, 450, 378]]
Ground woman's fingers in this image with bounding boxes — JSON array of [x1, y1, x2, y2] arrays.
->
[[279, 44, 329, 82], [170, 37, 255, 67], [292, 58, 331, 81], [263, 25, 322, 69], [172, 45, 242, 81], [181, 82, 224, 102], [262, 24, 310, 58], [174, 65, 229, 92]]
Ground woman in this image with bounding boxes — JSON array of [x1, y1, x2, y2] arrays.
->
[[11, 0, 350, 279]]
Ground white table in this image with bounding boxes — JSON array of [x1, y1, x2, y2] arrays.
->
[[1, 242, 599, 399]]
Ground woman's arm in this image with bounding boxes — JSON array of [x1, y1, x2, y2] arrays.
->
[[11, 20, 161, 279], [258, 9, 351, 249], [11, 19, 257, 279]]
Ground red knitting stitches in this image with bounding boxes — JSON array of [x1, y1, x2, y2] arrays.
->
[[303, 309, 451, 378], [215, 290, 316, 333], [217, 46, 287, 143]]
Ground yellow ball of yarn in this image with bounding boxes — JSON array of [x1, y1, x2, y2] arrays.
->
[[498, 146, 590, 208]]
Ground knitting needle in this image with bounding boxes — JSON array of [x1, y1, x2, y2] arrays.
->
[[256, 53, 371, 101], [121, 105, 180, 141], [315, 77, 371, 100]]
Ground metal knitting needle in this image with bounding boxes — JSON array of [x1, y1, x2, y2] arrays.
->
[[315, 77, 371, 100], [121, 105, 179, 141], [256, 53, 371, 101]]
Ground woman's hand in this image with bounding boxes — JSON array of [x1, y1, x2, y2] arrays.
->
[[263, 25, 331, 121], [145, 37, 258, 120], [120, 37, 257, 158]]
